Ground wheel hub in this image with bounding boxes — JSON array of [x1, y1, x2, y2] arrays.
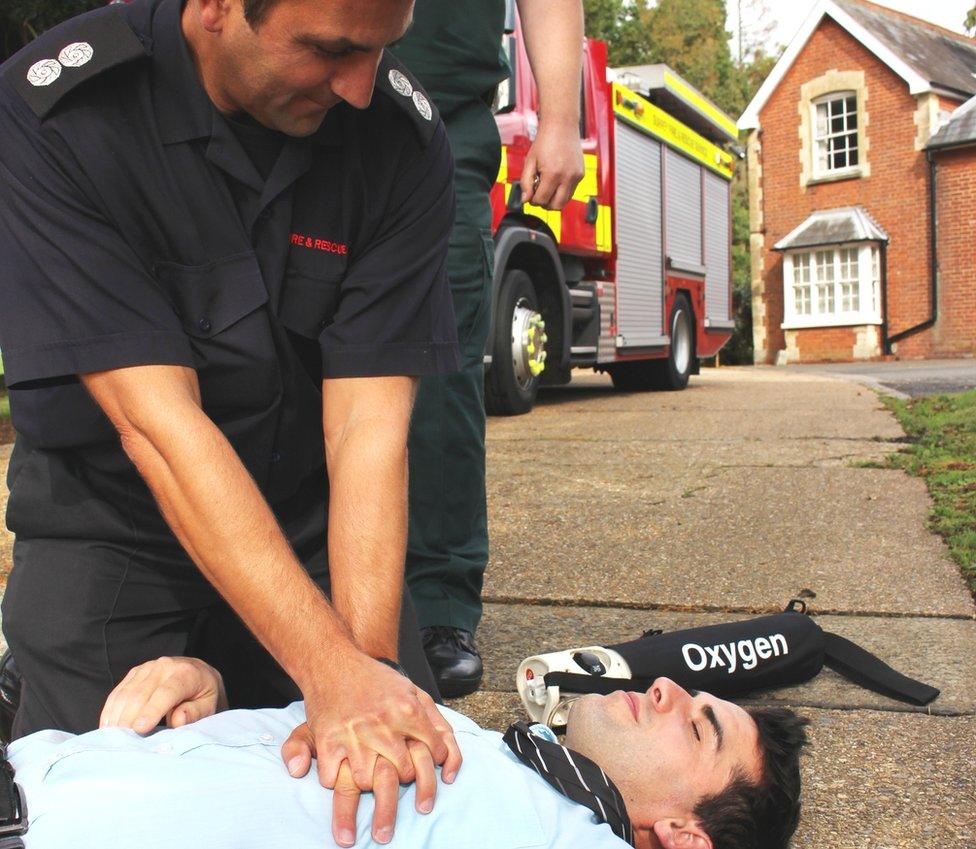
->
[[511, 299, 547, 389], [672, 307, 691, 375]]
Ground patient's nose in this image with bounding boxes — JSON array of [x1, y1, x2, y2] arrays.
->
[[647, 677, 692, 713]]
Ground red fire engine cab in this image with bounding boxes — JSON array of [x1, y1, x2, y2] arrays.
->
[[485, 22, 739, 415]]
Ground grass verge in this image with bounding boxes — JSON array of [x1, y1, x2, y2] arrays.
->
[[882, 390, 976, 593]]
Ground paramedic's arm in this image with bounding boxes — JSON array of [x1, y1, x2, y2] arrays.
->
[[101, 656, 228, 729], [80, 367, 455, 804], [517, 0, 584, 209]]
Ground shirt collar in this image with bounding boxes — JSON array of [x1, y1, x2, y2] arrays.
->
[[150, 0, 213, 144]]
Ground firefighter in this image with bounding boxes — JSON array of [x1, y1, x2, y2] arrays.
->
[[393, 0, 584, 697], [0, 0, 465, 838]]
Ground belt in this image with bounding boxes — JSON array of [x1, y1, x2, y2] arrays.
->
[[0, 751, 26, 849]]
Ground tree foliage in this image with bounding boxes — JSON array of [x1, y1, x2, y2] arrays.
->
[[1, 0, 103, 62], [966, 5, 976, 36]]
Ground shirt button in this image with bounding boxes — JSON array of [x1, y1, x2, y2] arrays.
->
[[155, 743, 173, 754], [270, 450, 282, 463], [258, 208, 273, 220], [197, 317, 212, 333], [259, 733, 274, 743]]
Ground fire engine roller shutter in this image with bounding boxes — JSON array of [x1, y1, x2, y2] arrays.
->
[[614, 122, 667, 347], [703, 170, 731, 326], [664, 148, 703, 268]]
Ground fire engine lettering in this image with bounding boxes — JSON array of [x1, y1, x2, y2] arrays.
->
[[682, 634, 788, 674]]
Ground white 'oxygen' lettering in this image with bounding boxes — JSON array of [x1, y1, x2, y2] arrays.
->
[[682, 643, 708, 671], [681, 633, 790, 675]]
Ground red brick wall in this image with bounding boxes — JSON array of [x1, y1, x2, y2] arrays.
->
[[755, 18, 971, 362], [930, 145, 976, 357], [791, 327, 859, 361]]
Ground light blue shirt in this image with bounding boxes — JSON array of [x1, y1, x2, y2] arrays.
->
[[8, 703, 629, 849]]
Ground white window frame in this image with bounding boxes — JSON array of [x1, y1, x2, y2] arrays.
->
[[781, 243, 882, 329], [811, 92, 860, 179]]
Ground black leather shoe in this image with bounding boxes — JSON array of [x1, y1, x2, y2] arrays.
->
[[420, 627, 483, 698], [0, 650, 22, 744]]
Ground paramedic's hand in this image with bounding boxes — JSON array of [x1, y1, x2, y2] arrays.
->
[[520, 120, 584, 211], [99, 656, 228, 733], [281, 658, 461, 846]]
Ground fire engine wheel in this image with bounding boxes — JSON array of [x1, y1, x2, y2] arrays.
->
[[608, 293, 695, 392], [485, 269, 546, 416]]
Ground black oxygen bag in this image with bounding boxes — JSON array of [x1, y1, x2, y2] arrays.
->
[[516, 601, 939, 727]]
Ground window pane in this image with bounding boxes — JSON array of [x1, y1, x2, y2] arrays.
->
[[839, 247, 859, 312], [871, 247, 881, 314], [793, 253, 812, 314], [816, 250, 835, 314], [815, 93, 859, 174]]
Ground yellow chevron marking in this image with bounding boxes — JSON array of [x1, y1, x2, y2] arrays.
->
[[612, 83, 734, 180], [596, 205, 612, 253], [662, 71, 739, 141]]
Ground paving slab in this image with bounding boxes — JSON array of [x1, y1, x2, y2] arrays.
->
[[488, 369, 903, 441], [489, 436, 899, 474], [486, 465, 974, 617], [474, 603, 976, 714], [450, 692, 976, 847]]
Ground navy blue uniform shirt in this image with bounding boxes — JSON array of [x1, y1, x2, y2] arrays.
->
[[0, 0, 460, 560]]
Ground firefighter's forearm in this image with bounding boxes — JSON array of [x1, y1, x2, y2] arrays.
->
[[80, 365, 361, 695], [516, 0, 584, 128], [322, 375, 416, 660], [325, 424, 407, 660]]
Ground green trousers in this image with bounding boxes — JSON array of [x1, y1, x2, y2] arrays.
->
[[406, 100, 500, 633]]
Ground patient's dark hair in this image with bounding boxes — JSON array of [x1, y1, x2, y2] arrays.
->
[[240, 0, 279, 27], [692, 707, 809, 849]]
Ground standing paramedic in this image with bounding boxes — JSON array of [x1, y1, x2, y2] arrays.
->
[[0, 0, 464, 839], [393, 0, 584, 696]]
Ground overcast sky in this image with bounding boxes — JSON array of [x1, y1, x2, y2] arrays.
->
[[727, 0, 972, 57]]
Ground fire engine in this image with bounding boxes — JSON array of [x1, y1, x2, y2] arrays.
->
[[485, 20, 739, 415]]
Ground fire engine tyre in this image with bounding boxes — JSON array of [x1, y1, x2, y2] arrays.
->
[[485, 269, 546, 416], [608, 293, 695, 392]]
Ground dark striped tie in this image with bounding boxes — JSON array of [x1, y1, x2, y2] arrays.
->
[[503, 721, 635, 846]]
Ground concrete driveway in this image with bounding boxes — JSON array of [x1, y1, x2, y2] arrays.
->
[[455, 366, 976, 847], [785, 358, 976, 397], [0, 366, 973, 846]]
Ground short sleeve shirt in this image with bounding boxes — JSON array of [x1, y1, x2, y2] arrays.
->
[[0, 0, 460, 552]]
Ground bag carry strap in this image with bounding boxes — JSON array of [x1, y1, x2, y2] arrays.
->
[[822, 632, 939, 706], [544, 672, 651, 695]]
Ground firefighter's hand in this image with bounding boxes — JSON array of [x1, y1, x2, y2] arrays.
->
[[283, 726, 443, 847], [99, 656, 228, 733], [521, 121, 584, 211], [280, 656, 462, 846]]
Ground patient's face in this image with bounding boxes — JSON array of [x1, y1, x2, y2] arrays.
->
[[564, 677, 761, 822]]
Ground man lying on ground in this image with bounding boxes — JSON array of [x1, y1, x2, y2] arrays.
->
[[7, 657, 809, 849]]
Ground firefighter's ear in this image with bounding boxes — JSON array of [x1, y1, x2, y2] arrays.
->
[[651, 819, 712, 849]]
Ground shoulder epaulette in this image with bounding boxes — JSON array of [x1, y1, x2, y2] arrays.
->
[[2, 3, 149, 120], [374, 51, 440, 145]]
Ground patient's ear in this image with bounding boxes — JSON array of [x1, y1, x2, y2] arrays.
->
[[651, 819, 713, 849]]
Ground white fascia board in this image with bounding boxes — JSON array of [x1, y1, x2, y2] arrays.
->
[[738, 0, 932, 131]]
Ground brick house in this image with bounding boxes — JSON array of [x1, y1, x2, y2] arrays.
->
[[739, 0, 976, 363]]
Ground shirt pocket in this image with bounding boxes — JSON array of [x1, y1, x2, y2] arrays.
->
[[153, 252, 269, 339], [151, 252, 278, 418], [278, 269, 342, 340]]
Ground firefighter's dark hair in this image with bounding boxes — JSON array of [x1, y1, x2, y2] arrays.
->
[[692, 707, 809, 849]]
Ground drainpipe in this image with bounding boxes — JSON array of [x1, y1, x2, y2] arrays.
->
[[884, 149, 938, 352]]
